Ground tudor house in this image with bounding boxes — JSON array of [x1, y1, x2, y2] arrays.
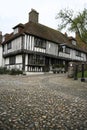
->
[[1, 9, 87, 72]]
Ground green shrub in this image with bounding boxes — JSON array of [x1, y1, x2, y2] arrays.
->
[[9, 68, 23, 75], [0, 67, 23, 75], [0, 67, 9, 74]]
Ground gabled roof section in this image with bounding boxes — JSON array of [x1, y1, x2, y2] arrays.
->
[[13, 23, 24, 29], [2, 21, 71, 45], [2, 20, 87, 53]]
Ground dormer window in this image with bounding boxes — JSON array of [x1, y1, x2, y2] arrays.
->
[[72, 40, 77, 46], [14, 28, 18, 35], [69, 36, 77, 46], [7, 42, 11, 50], [13, 23, 24, 35]]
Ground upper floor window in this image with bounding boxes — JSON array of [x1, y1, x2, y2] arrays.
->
[[7, 42, 11, 50], [14, 28, 18, 35], [34, 38, 46, 49], [65, 47, 70, 54], [59, 45, 63, 52], [76, 51, 81, 57]]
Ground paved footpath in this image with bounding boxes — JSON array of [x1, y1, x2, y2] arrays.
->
[[0, 74, 87, 130]]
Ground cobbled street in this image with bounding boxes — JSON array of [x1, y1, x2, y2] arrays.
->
[[0, 74, 87, 130]]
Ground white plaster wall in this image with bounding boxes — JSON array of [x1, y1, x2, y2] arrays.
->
[[25, 54, 28, 65], [16, 55, 22, 63], [46, 41, 58, 56], [5, 58, 9, 65], [12, 37, 21, 51]]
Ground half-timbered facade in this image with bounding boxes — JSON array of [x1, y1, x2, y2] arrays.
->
[[2, 9, 87, 73]]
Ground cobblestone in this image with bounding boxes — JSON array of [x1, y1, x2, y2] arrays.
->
[[0, 74, 87, 129]]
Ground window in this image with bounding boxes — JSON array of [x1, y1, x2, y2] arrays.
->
[[7, 42, 11, 50], [14, 28, 18, 34], [9, 56, 16, 65], [34, 38, 46, 48], [28, 54, 45, 65], [59, 45, 63, 52], [76, 51, 81, 57], [65, 47, 70, 54]]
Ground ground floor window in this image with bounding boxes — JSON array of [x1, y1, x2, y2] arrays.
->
[[28, 54, 45, 65], [9, 56, 16, 65]]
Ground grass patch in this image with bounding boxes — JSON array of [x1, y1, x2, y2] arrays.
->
[[78, 70, 87, 78]]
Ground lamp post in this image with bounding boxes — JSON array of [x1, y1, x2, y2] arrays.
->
[[81, 63, 85, 82]]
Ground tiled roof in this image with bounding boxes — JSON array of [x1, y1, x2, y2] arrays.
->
[[24, 21, 71, 44], [2, 21, 87, 53]]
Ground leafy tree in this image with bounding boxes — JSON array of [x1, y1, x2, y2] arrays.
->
[[56, 8, 87, 43]]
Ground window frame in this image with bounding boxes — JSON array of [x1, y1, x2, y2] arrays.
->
[[76, 50, 81, 57], [28, 54, 45, 65], [34, 37, 46, 49], [65, 47, 70, 54], [9, 56, 16, 65]]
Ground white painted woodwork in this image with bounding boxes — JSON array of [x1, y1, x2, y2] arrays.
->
[[34, 47, 45, 53], [25, 54, 28, 65], [16, 55, 22, 63], [24, 35, 34, 51]]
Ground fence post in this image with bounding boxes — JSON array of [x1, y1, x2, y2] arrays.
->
[[81, 64, 85, 82], [74, 64, 78, 80]]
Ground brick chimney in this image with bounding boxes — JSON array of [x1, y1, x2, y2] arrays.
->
[[0, 31, 2, 43], [29, 9, 39, 23]]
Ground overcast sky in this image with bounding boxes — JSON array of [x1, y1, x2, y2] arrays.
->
[[0, 0, 87, 35]]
